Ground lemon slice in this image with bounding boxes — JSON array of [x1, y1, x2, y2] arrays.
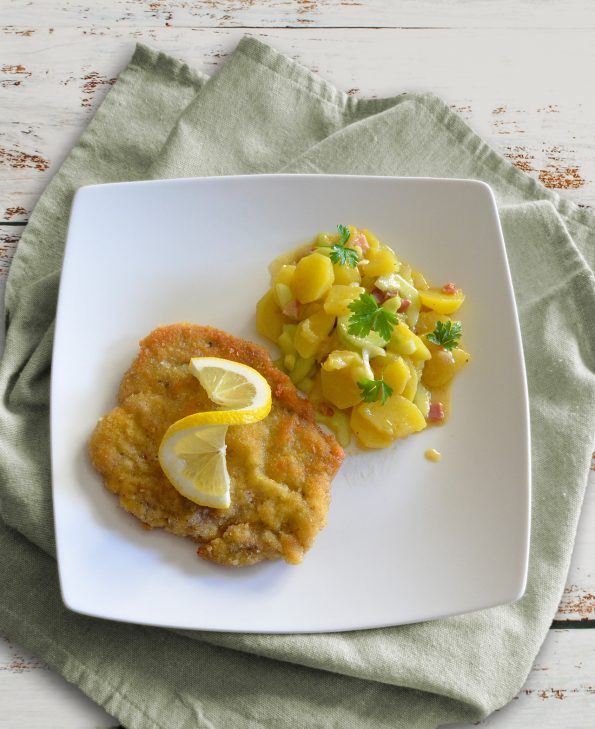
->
[[159, 357, 272, 509], [159, 416, 231, 509], [188, 356, 272, 424]]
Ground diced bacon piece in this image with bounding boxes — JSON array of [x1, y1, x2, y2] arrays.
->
[[398, 298, 411, 313], [372, 289, 400, 306], [282, 300, 300, 319], [352, 233, 369, 254], [428, 402, 445, 421], [442, 282, 458, 295], [318, 403, 335, 417], [371, 288, 386, 305]]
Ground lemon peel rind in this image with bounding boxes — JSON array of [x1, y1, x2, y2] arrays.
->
[[160, 401, 271, 440]]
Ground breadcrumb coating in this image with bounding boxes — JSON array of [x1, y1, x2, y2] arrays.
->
[[89, 324, 344, 566]]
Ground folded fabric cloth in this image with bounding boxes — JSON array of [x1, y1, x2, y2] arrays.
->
[[1, 37, 594, 729]]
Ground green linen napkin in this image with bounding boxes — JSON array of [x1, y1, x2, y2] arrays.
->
[[1, 37, 594, 729]]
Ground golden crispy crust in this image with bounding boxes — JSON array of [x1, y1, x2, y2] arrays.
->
[[89, 324, 344, 566]]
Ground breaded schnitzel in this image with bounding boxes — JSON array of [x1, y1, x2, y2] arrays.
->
[[89, 324, 344, 566]]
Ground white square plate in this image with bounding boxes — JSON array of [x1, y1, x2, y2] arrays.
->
[[52, 175, 530, 632]]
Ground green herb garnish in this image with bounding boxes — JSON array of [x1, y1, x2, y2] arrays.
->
[[358, 377, 393, 405], [319, 224, 359, 268], [337, 224, 350, 246], [331, 244, 359, 268], [427, 320, 462, 350], [347, 292, 397, 341]]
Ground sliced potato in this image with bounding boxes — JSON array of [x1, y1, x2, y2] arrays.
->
[[382, 357, 410, 395], [422, 346, 470, 388], [419, 287, 466, 315], [401, 360, 419, 401], [413, 382, 431, 418], [294, 311, 336, 358], [273, 264, 296, 287], [360, 228, 381, 251], [350, 405, 393, 449], [256, 288, 286, 342], [291, 253, 335, 304], [321, 350, 368, 409], [274, 282, 294, 309], [364, 245, 398, 277], [415, 311, 450, 335], [351, 394, 426, 448], [388, 322, 431, 361], [333, 261, 361, 285], [324, 285, 364, 315], [411, 270, 429, 290], [324, 284, 366, 316]]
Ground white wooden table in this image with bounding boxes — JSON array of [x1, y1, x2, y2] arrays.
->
[[1, 2, 594, 727]]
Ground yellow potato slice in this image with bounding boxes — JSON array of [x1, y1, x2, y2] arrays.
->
[[364, 246, 398, 277], [256, 289, 286, 342], [382, 357, 410, 395], [422, 346, 470, 388], [388, 322, 431, 361], [323, 285, 365, 316], [415, 311, 451, 335], [419, 287, 466, 315], [291, 253, 335, 303], [360, 228, 380, 251], [321, 350, 368, 409], [401, 361, 419, 401], [351, 394, 426, 449], [294, 311, 336, 358], [332, 261, 361, 285], [273, 264, 296, 287]]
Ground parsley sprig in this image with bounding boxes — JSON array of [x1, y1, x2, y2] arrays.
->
[[358, 377, 393, 405], [337, 223, 350, 246], [319, 224, 359, 268], [427, 320, 462, 350], [347, 292, 397, 341]]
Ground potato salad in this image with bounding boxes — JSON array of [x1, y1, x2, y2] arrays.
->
[[256, 225, 470, 449]]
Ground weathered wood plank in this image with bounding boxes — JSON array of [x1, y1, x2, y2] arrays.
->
[[2, 0, 595, 29], [557, 584, 595, 622], [0, 225, 21, 351], [450, 629, 595, 728], [556, 465, 595, 622], [1, 628, 594, 729], [1, 27, 595, 221], [0, 226, 20, 279]]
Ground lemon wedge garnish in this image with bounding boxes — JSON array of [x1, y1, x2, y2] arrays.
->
[[159, 357, 272, 509], [188, 357, 272, 422], [159, 416, 232, 509]]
